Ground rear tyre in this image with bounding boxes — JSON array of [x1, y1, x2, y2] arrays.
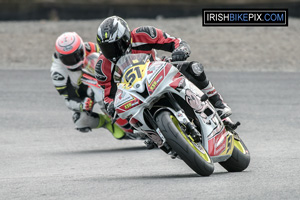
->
[[156, 111, 214, 176], [219, 139, 250, 172]]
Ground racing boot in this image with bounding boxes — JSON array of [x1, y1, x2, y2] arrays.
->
[[202, 81, 232, 119], [98, 114, 126, 139], [176, 62, 232, 119]]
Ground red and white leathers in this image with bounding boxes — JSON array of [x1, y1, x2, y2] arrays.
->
[[51, 42, 107, 132], [95, 26, 189, 133]]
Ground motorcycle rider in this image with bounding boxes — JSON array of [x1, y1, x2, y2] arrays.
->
[[50, 32, 126, 139], [95, 16, 232, 124]]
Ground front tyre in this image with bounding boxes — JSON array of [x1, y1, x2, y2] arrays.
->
[[219, 138, 250, 172], [156, 111, 214, 176]]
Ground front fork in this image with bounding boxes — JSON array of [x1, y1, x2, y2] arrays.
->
[[144, 93, 202, 154], [143, 108, 171, 153], [166, 93, 202, 143]]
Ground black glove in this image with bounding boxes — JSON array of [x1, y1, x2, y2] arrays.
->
[[171, 41, 191, 61], [107, 101, 115, 117], [171, 50, 189, 61]]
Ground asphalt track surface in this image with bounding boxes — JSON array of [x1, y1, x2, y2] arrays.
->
[[1, 69, 300, 200]]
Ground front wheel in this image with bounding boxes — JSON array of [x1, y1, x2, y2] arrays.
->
[[156, 111, 214, 176]]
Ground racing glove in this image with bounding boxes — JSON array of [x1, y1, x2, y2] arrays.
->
[[171, 41, 191, 61], [80, 97, 94, 112]]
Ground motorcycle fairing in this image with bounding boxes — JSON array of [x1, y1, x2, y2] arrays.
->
[[169, 73, 185, 90], [114, 55, 235, 162], [172, 78, 234, 160], [147, 61, 168, 82], [121, 61, 149, 90], [147, 62, 171, 94], [208, 128, 234, 156], [115, 89, 143, 114]]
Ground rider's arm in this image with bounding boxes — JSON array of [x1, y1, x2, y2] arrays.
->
[[94, 55, 117, 107], [131, 26, 191, 54], [84, 42, 100, 56], [50, 55, 84, 112]]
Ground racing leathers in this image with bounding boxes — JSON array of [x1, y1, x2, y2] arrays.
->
[[95, 26, 232, 135], [50, 42, 125, 139]]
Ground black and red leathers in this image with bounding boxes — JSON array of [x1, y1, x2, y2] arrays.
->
[[95, 26, 190, 133]]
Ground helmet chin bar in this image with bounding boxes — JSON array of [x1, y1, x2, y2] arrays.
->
[[110, 46, 132, 64], [67, 60, 84, 70], [111, 57, 117, 63]]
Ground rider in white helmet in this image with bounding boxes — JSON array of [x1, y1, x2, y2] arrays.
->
[[50, 32, 125, 139]]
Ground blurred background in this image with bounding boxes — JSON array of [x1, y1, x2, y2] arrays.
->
[[1, 2, 300, 200], [0, 0, 299, 20], [0, 0, 299, 72]]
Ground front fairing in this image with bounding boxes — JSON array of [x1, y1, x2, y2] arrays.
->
[[114, 59, 177, 118], [114, 54, 233, 161]]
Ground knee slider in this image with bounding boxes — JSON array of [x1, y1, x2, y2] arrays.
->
[[72, 112, 81, 123], [76, 127, 92, 133], [190, 62, 204, 76]]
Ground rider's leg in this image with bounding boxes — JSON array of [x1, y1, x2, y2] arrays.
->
[[114, 117, 151, 141], [175, 61, 232, 119], [72, 111, 126, 139]]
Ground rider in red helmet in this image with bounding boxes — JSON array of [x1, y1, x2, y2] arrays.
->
[[94, 16, 232, 134], [50, 32, 126, 139]]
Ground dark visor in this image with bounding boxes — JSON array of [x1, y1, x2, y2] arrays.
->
[[99, 38, 129, 63], [59, 46, 84, 66]]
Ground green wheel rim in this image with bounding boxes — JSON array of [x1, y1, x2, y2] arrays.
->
[[170, 115, 211, 163]]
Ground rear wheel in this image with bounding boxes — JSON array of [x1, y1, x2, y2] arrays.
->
[[156, 111, 214, 176], [219, 138, 250, 172]]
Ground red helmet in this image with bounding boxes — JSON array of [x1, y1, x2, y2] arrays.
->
[[55, 32, 86, 70]]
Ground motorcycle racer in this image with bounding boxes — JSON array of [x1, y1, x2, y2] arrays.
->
[[50, 32, 125, 139], [95, 16, 232, 132]]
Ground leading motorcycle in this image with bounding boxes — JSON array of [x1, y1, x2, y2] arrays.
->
[[113, 53, 250, 176]]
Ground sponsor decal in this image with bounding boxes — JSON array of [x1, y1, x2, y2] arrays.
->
[[123, 99, 140, 110], [155, 128, 166, 143], [185, 88, 204, 113], [52, 72, 64, 81], [115, 89, 133, 106], [203, 9, 288, 26], [150, 81, 157, 90], [207, 89, 216, 95], [124, 103, 132, 109]]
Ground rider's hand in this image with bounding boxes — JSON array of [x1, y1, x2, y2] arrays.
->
[[171, 49, 190, 61], [161, 56, 172, 62], [80, 97, 94, 112], [107, 101, 115, 117], [171, 42, 191, 61]]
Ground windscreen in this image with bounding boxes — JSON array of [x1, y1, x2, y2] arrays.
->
[[114, 53, 150, 82]]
